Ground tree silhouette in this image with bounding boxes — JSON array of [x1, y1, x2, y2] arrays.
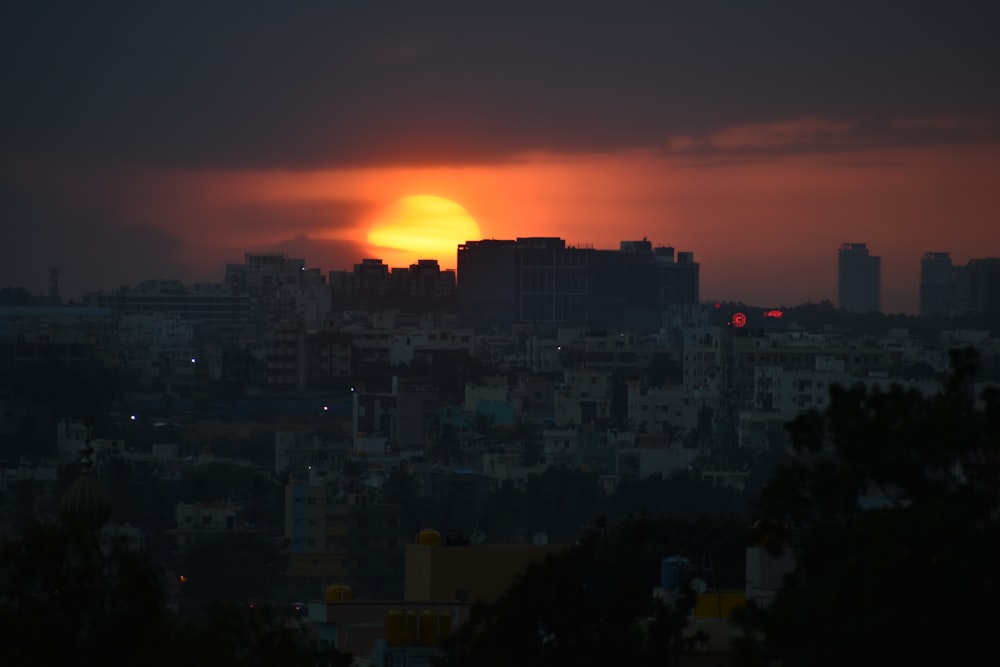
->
[[181, 531, 281, 610], [736, 347, 1000, 667], [0, 519, 340, 666], [0, 520, 168, 665], [441, 519, 705, 667]]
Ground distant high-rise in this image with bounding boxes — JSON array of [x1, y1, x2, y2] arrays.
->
[[48, 267, 60, 305], [957, 258, 1000, 315], [457, 237, 698, 329], [919, 252, 957, 317], [837, 243, 880, 313]]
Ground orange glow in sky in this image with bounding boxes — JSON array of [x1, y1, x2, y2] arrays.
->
[[32, 121, 1000, 314], [366, 195, 481, 269]]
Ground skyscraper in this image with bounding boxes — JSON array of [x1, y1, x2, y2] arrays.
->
[[457, 237, 699, 329], [957, 258, 1000, 315], [838, 243, 880, 313], [919, 252, 957, 317]]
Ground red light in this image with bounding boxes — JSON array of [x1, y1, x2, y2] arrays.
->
[[731, 312, 747, 328], [764, 309, 784, 319], [713, 302, 721, 309]]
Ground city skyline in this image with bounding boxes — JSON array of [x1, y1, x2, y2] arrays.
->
[[3, 3, 1000, 313]]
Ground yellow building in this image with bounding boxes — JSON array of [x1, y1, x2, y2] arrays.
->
[[404, 530, 563, 603]]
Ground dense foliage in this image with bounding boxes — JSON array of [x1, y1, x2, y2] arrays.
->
[[442, 517, 745, 667], [737, 348, 1000, 666], [0, 520, 336, 667]]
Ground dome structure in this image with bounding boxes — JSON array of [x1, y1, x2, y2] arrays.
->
[[58, 426, 112, 531], [59, 471, 113, 530]]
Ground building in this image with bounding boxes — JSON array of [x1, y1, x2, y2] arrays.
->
[[330, 258, 456, 311], [170, 501, 243, 550], [457, 237, 699, 329], [837, 243, 880, 313], [920, 252, 957, 317], [285, 480, 403, 600], [305, 594, 470, 663], [404, 530, 563, 604], [84, 279, 249, 339], [957, 258, 1000, 315], [265, 323, 353, 391], [224, 253, 330, 340], [454, 240, 520, 325]]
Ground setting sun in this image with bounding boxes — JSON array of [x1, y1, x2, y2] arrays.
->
[[366, 195, 481, 269]]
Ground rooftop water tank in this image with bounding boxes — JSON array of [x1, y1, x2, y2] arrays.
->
[[417, 528, 443, 546], [324, 584, 353, 603]]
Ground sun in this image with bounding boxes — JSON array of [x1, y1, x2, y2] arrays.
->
[[367, 195, 481, 269]]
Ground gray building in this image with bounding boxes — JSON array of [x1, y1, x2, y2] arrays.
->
[[837, 243, 880, 313], [457, 237, 699, 329], [919, 252, 957, 317], [958, 258, 1000, 315]]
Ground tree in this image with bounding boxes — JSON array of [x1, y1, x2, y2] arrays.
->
[[0, 520, 169, 665], [736, 348, 1000, 667], [441, 519, 705, 667], [0, 479, 45, 532], [429, 422, 461, 465], [181, 532, 281, 609], [174, 600, 321, 667], [0, 519, 339, 666], [521, 467, 604, 543]]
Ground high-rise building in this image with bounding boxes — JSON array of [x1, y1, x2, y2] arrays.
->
[[330, 258, 456, 311], [457, 237, 699, 329], [957, 258, 1000, 315], [837, 243, 880, 313], [919, 252, 957, 317]]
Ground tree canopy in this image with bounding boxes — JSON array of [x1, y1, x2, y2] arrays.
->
[[0, 520, 338, 667], [737, 348, 1000, 666], [441, 517, 746, 667]]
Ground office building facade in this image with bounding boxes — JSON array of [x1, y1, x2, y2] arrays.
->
[[837, 243, 881, 313], [457, 237, 699, 329], [919, 252, 957, 317], [957, 258, 1000, 315]]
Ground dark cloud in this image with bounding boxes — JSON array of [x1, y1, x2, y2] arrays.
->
[[0, 186, 186, 298], [2, 2, 998, 168], [230, 199, 375, 235], [0, 180, 372, 296], [664, 115, 1000, 158], [826, 160, 903, 169]]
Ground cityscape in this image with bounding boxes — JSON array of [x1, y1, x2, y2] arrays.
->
[[2, 3, 1000, 667], [2, 236, 999, 664]]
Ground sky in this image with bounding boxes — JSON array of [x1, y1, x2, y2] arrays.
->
[[2, 2, 999, 313]]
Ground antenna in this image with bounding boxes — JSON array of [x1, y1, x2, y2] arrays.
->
[[532, 532, 549, 546]]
